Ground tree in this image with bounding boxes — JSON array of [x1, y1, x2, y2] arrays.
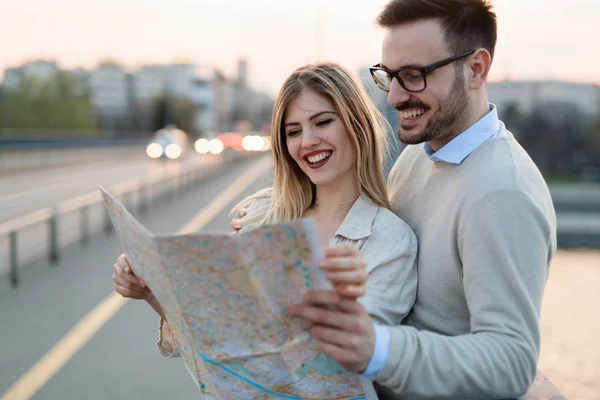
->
[[585, 117, 600, 168], [500, 101, 523, 138], [150, 94, 197, 133], [0, 70, 97, 136]]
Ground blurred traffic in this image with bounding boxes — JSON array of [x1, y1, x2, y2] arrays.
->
[[145, 125, 271, 160]]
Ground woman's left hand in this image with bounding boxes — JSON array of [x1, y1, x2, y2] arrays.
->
[[319, 243, 368, 298]]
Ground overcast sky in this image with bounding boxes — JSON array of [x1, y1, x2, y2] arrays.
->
[[0, 0, 597, 95]]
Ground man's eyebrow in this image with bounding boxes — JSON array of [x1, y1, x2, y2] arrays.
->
[[379, 62, 423, 71], [284, 111, 337, 128]]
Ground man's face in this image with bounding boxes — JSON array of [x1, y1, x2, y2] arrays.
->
[[382, 19, 469, 146]]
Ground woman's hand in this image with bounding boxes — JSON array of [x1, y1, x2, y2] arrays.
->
[[112, 253, 153, 301], [230, 209, 248, 234], [319, 243, 368, 298]]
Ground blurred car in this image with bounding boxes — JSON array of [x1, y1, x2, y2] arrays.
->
[[146, 125, 190, 160], [193, 132, 271, 155]]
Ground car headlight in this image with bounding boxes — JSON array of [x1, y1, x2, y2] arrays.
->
[[195, 138, 210, 154], [165, 143, 182, 159], [146, 143, 163, 158], [208, 139, 224, 155]]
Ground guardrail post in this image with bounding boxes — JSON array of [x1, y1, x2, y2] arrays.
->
[[9, 231, 18, 287], [49, 209, 59, 264], [80, 205, 90, 246]]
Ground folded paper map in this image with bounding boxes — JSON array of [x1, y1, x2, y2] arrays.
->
[[99, 187, 376, 399]]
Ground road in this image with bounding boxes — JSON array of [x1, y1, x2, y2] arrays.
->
[[0, 152, 210, 223], [0, 154, 274, 399], [0, 155, 598, 399]]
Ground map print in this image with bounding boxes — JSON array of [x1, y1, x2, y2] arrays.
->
[[99, 187, 376, 400]]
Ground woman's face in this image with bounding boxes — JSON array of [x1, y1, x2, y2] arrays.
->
[[284, 89, 356, 187]]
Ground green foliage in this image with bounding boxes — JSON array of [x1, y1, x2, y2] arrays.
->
[[586, 118, 600, 150], [0, 70, 97, 135], [150, 94, 197, 133]]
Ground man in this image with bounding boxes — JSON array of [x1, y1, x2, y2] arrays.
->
[[289, 0, 557, 398]]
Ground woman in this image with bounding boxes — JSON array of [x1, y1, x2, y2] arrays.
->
[[112, 61, 418, 396]]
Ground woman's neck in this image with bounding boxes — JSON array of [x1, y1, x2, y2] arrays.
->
[[310, 177, 360, 219]]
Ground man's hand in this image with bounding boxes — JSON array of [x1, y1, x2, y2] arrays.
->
[[320, 243, 368, 298], [288, 290, 376, 373]]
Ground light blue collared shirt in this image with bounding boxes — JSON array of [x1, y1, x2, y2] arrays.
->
[[361, 103, 508, 381], [423, 104, 506, 164]]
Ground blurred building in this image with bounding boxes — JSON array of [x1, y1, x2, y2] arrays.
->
[[212, 70, 235, 132], [3, 60, 58, 89], [489, 80, 600, 119], [88, 62, 130, 133], [1, 58, 272, 136], [132, 65, 167, 101], [358, 67, 402, 179], [232, 59, 252, 123]]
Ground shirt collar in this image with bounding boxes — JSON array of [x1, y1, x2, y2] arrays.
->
[[334, 194, 379, 241], [424, 103, 501, 164]]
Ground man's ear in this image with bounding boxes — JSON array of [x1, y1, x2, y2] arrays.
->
[[467, 49, 492, 90]]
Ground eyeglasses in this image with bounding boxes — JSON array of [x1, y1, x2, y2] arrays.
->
[[369, 50, 475, 93]]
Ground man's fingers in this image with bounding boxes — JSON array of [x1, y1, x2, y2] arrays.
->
[[315, 341, 355, 366], [323, 243, 360, 258], [309, 325, 359, 349], [326, 269, 368, 285], [320, 256, 366, 271], [303, 290, 364, 314], [290, 298, 366, 330], [314, 340, 368, 373], [332, 283, 366, 298], [289, 304, 354, 329]]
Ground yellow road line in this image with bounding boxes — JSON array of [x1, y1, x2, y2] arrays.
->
[[0, 155, 272, 400]]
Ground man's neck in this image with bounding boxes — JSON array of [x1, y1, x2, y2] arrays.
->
[[428, 99, 490, 152]]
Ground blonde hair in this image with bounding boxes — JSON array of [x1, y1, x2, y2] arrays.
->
[[232, 61, 390, 228]]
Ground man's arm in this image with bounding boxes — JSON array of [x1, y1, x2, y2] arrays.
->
[[292, 189, 555, 399], [375, 189, 554, 398]]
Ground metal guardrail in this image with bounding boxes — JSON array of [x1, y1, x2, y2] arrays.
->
[[0, 142, 149, 172], [0, 137, 150, 150], [0, 151, 255, 287]]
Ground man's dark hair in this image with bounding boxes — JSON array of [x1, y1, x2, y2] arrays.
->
[[376, 0, 498, 60]]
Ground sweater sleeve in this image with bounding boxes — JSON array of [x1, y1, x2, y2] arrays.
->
[[375, 189, 555, 399]]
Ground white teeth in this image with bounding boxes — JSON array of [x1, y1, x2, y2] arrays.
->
[[400, 108, 425, 119], [307, 152, 331, 164]]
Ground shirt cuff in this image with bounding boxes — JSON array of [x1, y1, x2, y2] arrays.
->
[[360, 323, 391, 380]]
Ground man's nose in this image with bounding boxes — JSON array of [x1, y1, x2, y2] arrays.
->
[[387, 78, 411, 109]]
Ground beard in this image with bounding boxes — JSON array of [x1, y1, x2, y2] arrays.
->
[[397, 71, 469, 145]]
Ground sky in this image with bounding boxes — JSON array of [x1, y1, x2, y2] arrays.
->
[[0, 0, 598, 96]]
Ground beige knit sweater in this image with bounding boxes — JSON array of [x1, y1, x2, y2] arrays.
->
[[378, 133, 557, 399]]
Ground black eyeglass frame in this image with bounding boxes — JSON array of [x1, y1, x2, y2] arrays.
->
[[369, 50, 475, 93]]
